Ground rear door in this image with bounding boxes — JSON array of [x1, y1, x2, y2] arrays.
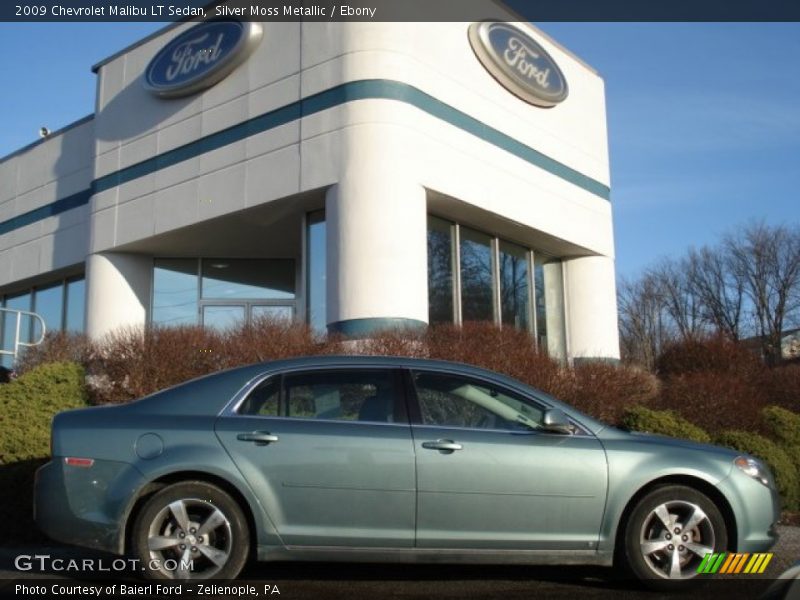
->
[[408, 369, 608, 550], [215, 367, 416, 547]]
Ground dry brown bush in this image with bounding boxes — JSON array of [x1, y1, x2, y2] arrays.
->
[[761, 363, 800, 413], [656, 371, 768, 434], [566, 361, 659, 425], [423, 322, 570, 397], [88, 325, 224, 404], [656, 335, 765, 380], [15, 321, 664, 426], [218, 317, 323, 366], [15, 331, 93, 374]]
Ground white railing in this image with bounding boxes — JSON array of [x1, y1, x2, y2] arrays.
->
[[0, 307, 46, 365]]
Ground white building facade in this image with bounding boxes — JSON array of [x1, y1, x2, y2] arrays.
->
[[0, 13, 619, 366]]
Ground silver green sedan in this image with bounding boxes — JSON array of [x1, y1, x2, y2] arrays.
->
[[34, 356, 779, 588]]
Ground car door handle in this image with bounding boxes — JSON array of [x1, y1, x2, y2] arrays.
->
[[237, 432, 279, 444], [422, 439, 463, 452]]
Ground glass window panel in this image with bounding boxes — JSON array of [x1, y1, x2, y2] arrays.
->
[[413, 371, 543, 431], [306, 211, 327, 333], [33, 283, 64, 339], [202, 259, 295, 300], [459, 227, 494, 322], [499, 241, 530, 330], [427, 216, 455, 324], [251, 305, 294, 322], [202, 305, 246, 331], [65, 278, 86, 333], [238, 377, 280, 416], [3, 292, 33, 353], [534, 257, 566, 359], [284, 370, 397, 422], [152, 259, 199, 326]]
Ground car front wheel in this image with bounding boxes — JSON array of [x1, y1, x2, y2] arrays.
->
[[132, 481, 250, 580], [623, 484, 727, 590]]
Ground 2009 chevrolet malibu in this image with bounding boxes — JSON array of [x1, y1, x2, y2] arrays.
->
[[34, 356, 779, 588]]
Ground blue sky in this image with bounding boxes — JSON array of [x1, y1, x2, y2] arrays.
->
[[1, 22, 798, 279]]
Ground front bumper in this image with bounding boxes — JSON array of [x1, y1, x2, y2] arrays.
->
[[716, 468, 781, 553], [34, 458, 145, 555]]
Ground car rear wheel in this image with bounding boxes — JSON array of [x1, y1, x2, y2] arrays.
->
[[132, 481, 249, 580], [623, 485, 727, 590]]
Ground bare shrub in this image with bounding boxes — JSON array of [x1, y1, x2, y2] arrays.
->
[[218, 317, 323, 366], [15, 331, 92, 374], [761, 364, 800, 413], [322, 328, 428, 358], [656, 371, 768, 435], [88, 325, 224, 404], [422, 322, 569, 397], [566, 362, 659, 425], [656, 335, 765, 379]]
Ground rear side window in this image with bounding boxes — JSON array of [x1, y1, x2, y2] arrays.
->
[[238, 377, 280, 416], [238, 369, 402, 423], [285, 370, 397, 422]]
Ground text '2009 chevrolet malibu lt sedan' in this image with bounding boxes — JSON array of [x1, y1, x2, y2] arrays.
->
[[34, 356, 779, 589]]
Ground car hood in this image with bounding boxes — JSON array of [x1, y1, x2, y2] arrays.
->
[[599, 427, 740, 459]]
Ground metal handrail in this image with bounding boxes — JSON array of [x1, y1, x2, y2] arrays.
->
[[0, 307, 46, 364]]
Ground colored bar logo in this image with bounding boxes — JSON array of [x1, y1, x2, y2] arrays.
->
[[697, 553, 773, 574]]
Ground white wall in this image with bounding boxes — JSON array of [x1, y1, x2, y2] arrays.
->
[[0, 119, 94, 289], [90, 19, 612, 257]]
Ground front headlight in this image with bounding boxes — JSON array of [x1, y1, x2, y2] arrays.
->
[[734, 456, 771, 487]]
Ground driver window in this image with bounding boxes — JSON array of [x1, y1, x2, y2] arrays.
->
[[412, 371, 543, 431]]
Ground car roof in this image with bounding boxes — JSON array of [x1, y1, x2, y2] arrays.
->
[[125, 354, 606, 434]]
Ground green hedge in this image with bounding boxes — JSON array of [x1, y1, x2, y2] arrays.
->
[[621, 406, 712, 443], [0, 362, 90, 464], [715, 430, 799, 511], [0, 362, 90, 544], [762, 406, 800, 490]]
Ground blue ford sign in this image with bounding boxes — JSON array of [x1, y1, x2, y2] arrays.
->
[[144, 20, 263, 98], [469, 21, 568, 108]]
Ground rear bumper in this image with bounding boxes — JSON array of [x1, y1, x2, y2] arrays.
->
[[34, 458, 145, 555]]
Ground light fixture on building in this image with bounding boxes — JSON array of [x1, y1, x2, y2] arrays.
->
[[39, 127, 51, 138]]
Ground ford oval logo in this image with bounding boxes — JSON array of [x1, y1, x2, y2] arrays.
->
[[469, 21, 568, 108], [144, 20, 263, 98]]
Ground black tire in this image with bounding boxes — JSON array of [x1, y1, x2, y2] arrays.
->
[[622, 485, 728, 591], [132, 481, 250, 580]]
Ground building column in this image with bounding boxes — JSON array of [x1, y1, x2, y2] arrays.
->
[[325, 175, 428, 337], [563, 255, 620, 361], [85, 252, 152, 340]]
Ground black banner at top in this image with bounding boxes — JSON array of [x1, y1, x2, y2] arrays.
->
[[3, 0, 800, 22]]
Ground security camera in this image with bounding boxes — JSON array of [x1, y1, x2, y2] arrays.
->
[[39, 127, 50, 138]]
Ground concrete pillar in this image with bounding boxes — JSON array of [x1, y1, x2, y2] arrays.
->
[[325, 130, 428, 337], [564, 255, 620, 361], [85, 252, 152, 339]]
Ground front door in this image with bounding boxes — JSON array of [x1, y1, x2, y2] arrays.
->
[[215, 368, 416, 547], [408, 369, 608, 550]]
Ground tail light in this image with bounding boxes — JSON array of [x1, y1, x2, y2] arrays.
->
[[64, 457, 94, 468]]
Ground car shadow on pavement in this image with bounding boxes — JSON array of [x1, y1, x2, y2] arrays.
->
[[243, 560, 640, 589]]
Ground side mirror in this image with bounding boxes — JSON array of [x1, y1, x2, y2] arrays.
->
[[541, 408, 572, 434]]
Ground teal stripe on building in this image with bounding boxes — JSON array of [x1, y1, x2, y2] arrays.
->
[[1, 79, 611, 237]]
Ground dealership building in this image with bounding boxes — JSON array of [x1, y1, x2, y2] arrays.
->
[[0, 8, 619, 367]]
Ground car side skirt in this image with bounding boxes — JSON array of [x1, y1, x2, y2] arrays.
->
[[257, 545, 613, 566]]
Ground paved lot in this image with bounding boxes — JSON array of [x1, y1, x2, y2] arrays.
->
[[0, 527, 797, 600]]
